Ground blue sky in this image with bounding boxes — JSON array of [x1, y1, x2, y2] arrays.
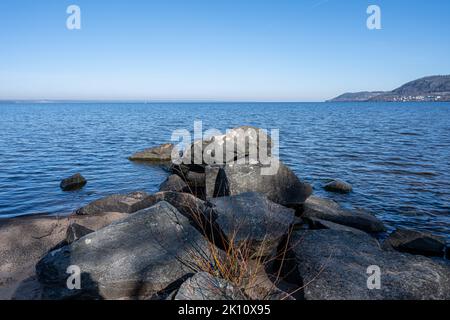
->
[[0, 0, 449, 101]]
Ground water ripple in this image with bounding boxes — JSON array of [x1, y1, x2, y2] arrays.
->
[[0, 102, 449, 242]]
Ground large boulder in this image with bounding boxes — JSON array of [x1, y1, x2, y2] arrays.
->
[[181, 126, 272, 166], [384, 228, 447, 258], [290, 229, 450, 300], [129, 143, 175, 162], [210, 192, 295, 257], [205, 160, 312, 208], [174, 272, 246, 300], [60, 173, 87, 191], [302, 196, 385, 233], [75, 191, 151, 215], [36, 201, 213, 299], [143, 191, 214, 224], [0, 212, 127, 300], [323, 179, 352, 193]]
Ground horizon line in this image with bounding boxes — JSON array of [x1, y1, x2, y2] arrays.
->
[[0, 99, 327, 104]]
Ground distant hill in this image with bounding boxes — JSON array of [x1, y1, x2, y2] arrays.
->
[[328, 91, 386, 102], [328, 75, 450, 102]]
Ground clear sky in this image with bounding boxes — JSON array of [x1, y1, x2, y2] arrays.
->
[[1, 0, 450, 101]]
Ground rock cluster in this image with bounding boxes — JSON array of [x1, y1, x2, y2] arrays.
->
[[2, 126, 449, 300]]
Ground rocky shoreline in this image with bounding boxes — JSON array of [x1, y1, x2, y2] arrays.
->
[[1, 126, 449, 300]]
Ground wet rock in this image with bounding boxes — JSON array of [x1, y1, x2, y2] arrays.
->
[[210, 192, 295, 257], [75, 191, 150, 215], [323, 179, 352, 193], [205, 159, 312, 209], [65, 223, 94, 244], [290, 229, 450, 300], [129, 143, 175, 162], [385, 228, 446, 258], [36, 201, 213, 300], [302, 196, 385, 233], [174, 272, 247, 300], [60, 173, 87, 191], [159, 175, 188, 193]]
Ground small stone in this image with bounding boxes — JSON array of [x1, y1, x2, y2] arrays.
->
[[324, 179, 352, 193]]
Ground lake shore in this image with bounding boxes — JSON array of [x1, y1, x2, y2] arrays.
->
[[1, 127, 449, 300]]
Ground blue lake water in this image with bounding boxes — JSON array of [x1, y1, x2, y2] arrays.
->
[[0, 102, 449, 242]]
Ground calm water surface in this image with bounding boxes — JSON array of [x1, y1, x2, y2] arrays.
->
[[0, 103, 449, 242]]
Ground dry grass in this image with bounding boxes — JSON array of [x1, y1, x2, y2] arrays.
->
[[179, 190, 299, 300], [168, 165, 323, 300]]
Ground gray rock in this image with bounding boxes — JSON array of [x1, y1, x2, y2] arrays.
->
[[159, 175, 188, 193], [0, 212, 128, 300], [290, 229, 450, 300], [241, 260, 295, 300], [205, 159, 312, 208], [304, 217, 367, 235], [75, 191, 150, 215], [324, 179, 352, 193], [210, 192, 295, 257], [143, 191, 214, 224], [181, 126, 272, 166], [302, 196, 386, 233], [129, 143, 175, 162], [185, 171, 206, 188], [36, 201, 213, 300], [169, 163, 205, 186], [174, 272, 247, 300], [65, 223, 93, 244], [384, 228, 446, 258], [60, 173, 87, 191]]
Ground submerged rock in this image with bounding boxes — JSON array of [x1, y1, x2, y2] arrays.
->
[[174, 272, 246, 300], [60, 173, 87, 191], [385, 228, 446, 258], [290, 229, 450, 300], [75, 191, 150, 215], [36, 201, 213, 300], [210, 192, 295, 257], [205, 159, 312, 209], [302, 196, 385, 233], [323, 179, 352, 193], [129, 143, 175, 162]]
